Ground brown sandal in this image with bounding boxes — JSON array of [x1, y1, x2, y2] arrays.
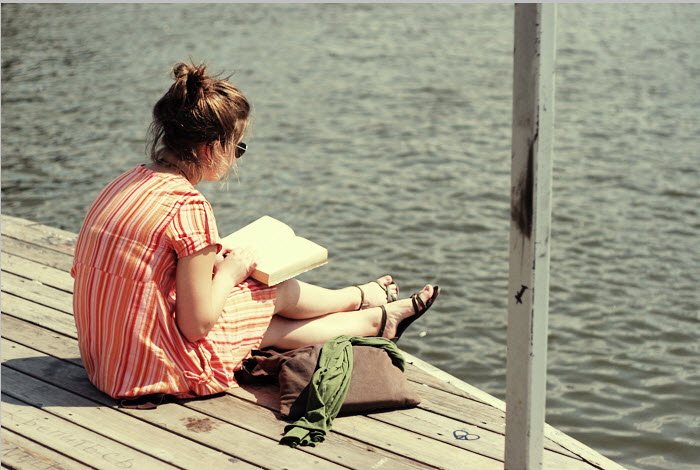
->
[[391, 286, 440, 343], [377, 305, 388, 337], [354, 280, 399, 310]]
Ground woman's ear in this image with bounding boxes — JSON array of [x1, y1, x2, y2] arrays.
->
[[198, 143, 213, 159]]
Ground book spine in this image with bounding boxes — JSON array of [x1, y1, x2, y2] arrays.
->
[[250, 269, 271, 286]]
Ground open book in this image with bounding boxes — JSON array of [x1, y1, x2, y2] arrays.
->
[[221, 216, 328, 286]]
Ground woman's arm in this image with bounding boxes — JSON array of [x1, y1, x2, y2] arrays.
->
[[175, 245, 256, 342]]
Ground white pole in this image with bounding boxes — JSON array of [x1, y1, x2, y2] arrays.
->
[[505, 4, 556, 470]]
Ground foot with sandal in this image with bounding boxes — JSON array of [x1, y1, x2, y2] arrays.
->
[[378, 284, 440, 342], [353, 275, 399, 310], [355, 277, 440, 342]]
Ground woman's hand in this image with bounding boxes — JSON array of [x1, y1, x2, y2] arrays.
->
[[215, 246, 258, 283]]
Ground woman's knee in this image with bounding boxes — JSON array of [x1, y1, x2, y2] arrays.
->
[[274, 279, 301, 315]]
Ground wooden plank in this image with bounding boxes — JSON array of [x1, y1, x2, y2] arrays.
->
[[229, 383, 503, 470], [542, 424, 628, 470], [0, 293, 588, 467], [0, 339, 108, 403], [2, 314, 82, 366], [3, 333, 485, 470], [1, 298, 589, 468], [507, 4, 556, 469], [115, 400, 340, 470], [415, 386, 581, 461], [3, 264, 592, 466], [397, 364, 584, 460], [2, 394, 178, 470], [2, 271, 74, 315], [2, 252, 74, 293], [1, 366, 259, 470], [398, 357, 578, 461], [333, 409, 502, 469], [1, 428, 93, 470], [1, 292, 77, 339], [404, 351, 501, 409], [0, 279, 516, 458], [0, 316, 430, 468], [410, 376, 579, 460], [0, 312, 488, 469], [0, 279, 508, 450], [1, 214, 77, 256], [186, 392, 436, 470], [232, 374, 578, 463], [1, 215, 35, 226], [371, 408, 591, 470], [1, 234, 75, 272], [404, 362, 488, 403], [1, 340, 345, 470]]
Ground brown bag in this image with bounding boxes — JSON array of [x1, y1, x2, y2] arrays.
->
[[238, 344, 421, 419]]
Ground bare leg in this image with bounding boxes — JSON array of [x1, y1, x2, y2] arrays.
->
[[274, 275, 398, 320], [261, 285, 435, 350]]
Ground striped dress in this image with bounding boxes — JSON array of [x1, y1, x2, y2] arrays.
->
[[71, 165, 277, 398]]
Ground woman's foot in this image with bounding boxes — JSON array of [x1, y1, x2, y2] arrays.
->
[[355, 275, 399, 309], [379, 284, 436, 340]]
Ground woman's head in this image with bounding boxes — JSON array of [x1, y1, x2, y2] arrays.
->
[[148, 62, 250, 182]]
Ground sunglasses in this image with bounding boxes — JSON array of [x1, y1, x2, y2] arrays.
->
[[236, 142, 247, 158]]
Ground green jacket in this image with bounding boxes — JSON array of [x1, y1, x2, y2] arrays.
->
[[279, 335, 405, 448]]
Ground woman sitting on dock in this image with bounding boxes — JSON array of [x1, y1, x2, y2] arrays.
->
[[70, 61, 439, 400]]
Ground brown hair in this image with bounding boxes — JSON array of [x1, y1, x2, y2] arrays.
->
[[148, 62, 250, 182]]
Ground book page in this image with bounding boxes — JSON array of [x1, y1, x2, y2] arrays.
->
[[256, 237, 327, 272], [221, 216, 295, 253], [254, 237, 328, 285]]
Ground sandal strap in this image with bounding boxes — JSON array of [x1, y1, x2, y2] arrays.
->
[[353, 285, 365, 310], [357, 280, 398, 311], [393, 286, 440, 343], [377, 305, 387, 337], [411, 293, 426, 315], [373, 280, 398, 303]]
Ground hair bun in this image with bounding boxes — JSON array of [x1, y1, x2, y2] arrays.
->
[[170, 62, 210, 107], [149, 60, 251, 182]]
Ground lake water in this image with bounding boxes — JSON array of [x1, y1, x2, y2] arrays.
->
[[2, 4, 698, 469]]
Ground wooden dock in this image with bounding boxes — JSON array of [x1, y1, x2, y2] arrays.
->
[[1, 214, 625, 470]]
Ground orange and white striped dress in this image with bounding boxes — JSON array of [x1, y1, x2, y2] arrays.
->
[[71, 165, 277, 398]]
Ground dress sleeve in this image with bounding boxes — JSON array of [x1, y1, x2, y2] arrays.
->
[[166, 196, 222, 258]]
